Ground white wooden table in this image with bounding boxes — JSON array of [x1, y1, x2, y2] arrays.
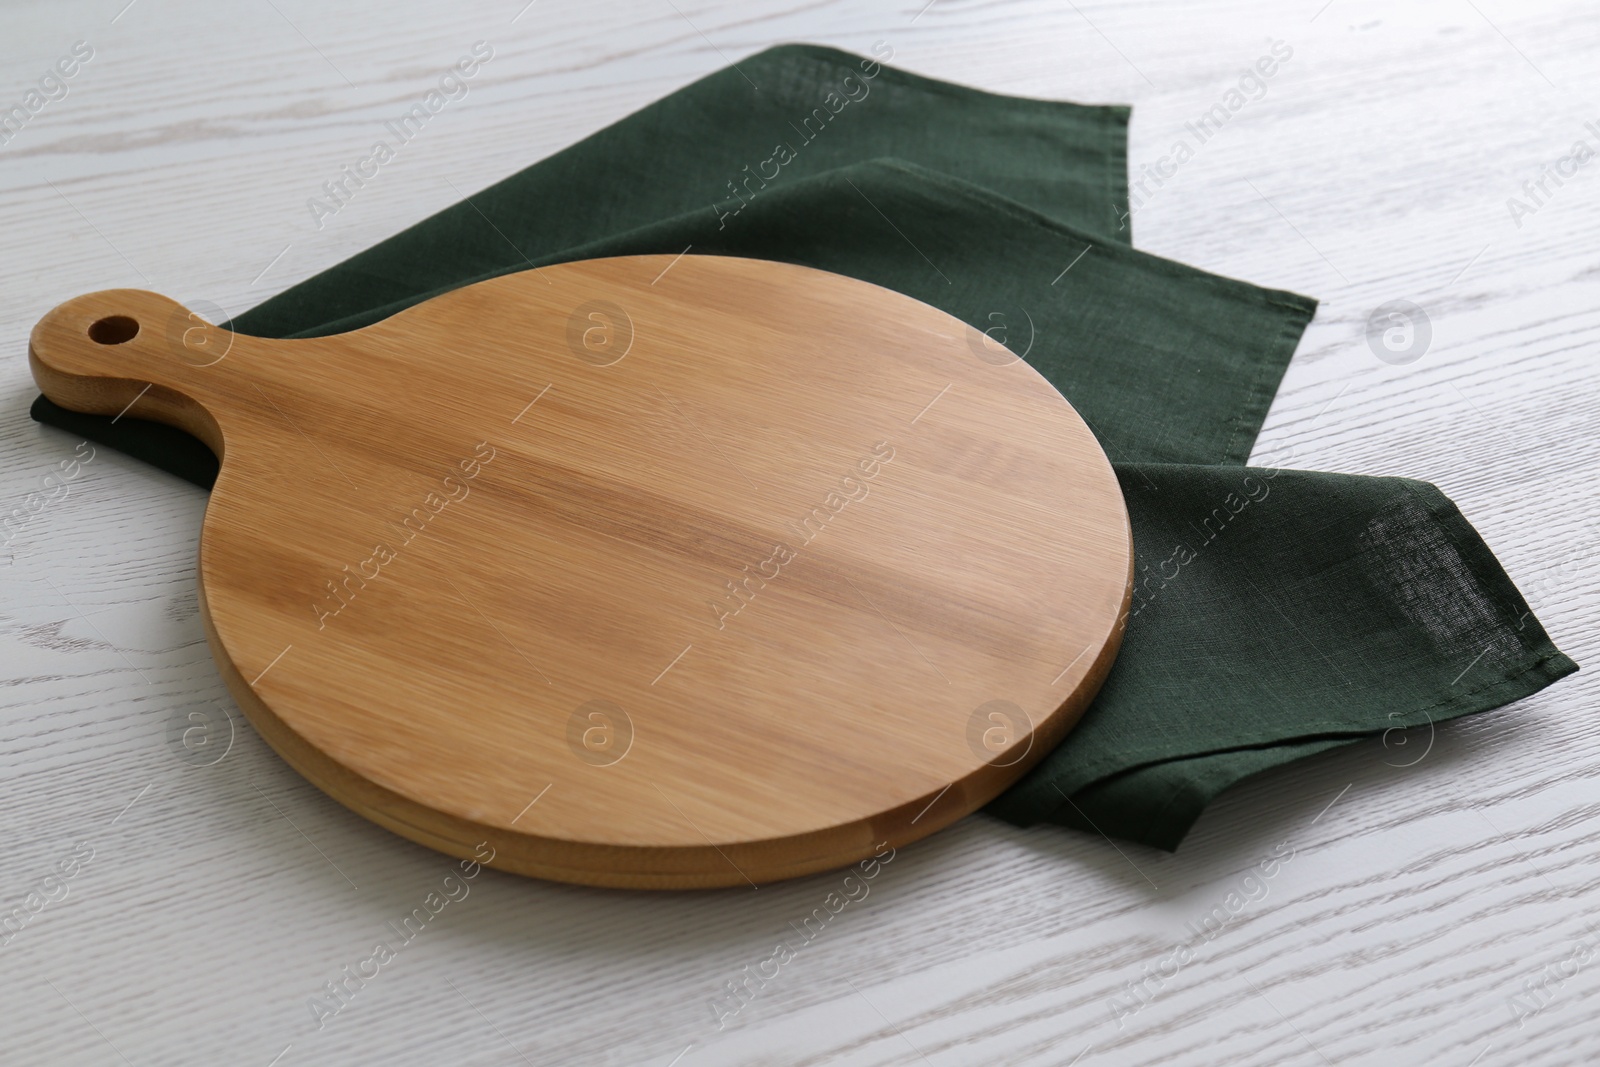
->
[[2, 1, 1596, 1063]]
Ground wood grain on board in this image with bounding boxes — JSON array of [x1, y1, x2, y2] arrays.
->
[[27, 254, 1131, 888]]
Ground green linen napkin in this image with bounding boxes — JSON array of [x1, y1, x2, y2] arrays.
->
[[29, 44, 1575, 851]]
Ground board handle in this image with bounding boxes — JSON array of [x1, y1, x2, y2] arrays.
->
[[29, 288, 237, 457]]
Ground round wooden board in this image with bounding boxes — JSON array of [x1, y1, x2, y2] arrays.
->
[[30, 255, 1132, 889]]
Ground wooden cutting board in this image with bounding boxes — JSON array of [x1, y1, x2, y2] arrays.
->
[[29, 255, 1132, 889]]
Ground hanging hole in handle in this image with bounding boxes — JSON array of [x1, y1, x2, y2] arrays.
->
[[88, 316, 140, 345]]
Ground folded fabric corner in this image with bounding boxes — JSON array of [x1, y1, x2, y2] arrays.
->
[[984, 467, 1579, 849]]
